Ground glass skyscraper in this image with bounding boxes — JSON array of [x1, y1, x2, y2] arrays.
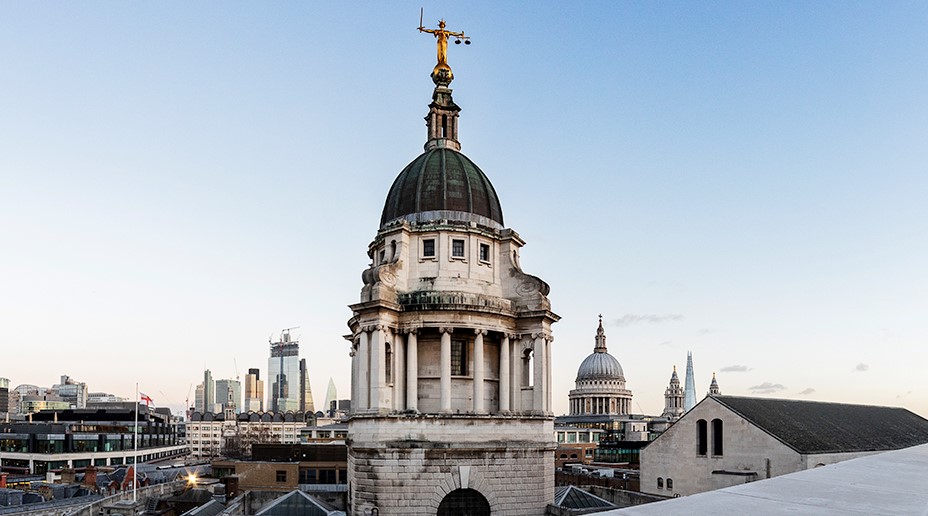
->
[[268, 331, 301, 412]]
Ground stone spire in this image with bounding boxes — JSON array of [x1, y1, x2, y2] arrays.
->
[[593, 314, 608, 353], [683, 351, 697, 412], [708, 372, 721, 396]]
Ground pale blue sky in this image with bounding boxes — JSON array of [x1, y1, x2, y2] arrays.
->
[[1, 2, 926, 417]]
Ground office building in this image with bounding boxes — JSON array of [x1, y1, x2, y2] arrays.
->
[[244, 368, 264, 412]]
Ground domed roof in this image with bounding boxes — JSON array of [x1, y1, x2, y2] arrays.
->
[[380, 148, 504, 229], [576, 316, 625, 381], [576, 352, 625, 381]]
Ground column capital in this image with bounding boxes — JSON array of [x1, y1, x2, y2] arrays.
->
[[439, 327, 454, 334], [474, 328, 488, 336], [531, 331, 550, 340], [408, 328, 419, 335], [506, 333, 520, 340], [375, 323, 386, 331]]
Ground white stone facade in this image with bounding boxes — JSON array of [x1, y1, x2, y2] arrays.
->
[[346, 62, 559, 515], [186, 417, 304, 458]]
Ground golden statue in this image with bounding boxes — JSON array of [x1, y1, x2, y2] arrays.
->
[[418, 15, 469, 85]]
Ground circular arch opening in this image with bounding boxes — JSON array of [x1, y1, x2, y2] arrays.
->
[[437, 488, 490, 516]]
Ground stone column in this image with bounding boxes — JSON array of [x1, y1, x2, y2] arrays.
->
[[349, 346, 357, 412], [546, 334, 553, 413], [357, 330, 369, 411], [499, 334, 510, 413], [406, 330, 418, 412], [473, 329, 486, 413], [510, 336, 522, 413], [394, 331, 405, 412], [440, 327, 453, 413], [370, 325, 386, 411], [533, 333, 546, 413]]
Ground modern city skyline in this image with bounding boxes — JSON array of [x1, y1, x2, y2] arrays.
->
[[2, 3, 926, 418]]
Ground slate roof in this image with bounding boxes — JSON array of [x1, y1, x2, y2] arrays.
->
[[554, 485, 616, 510], [712, 395, 928, 454]]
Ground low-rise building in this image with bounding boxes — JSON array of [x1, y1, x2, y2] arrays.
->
[[640, 395, 928, 497], [186, 411, 313, 459], [0, 408, 186, 475]]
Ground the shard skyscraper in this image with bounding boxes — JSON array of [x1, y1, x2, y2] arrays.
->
[[683, 351, 697, 412]]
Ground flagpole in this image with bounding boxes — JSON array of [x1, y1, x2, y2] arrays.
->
[[134, 382, 138, 503]]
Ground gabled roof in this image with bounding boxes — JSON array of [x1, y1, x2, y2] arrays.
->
[[712, 395, 928, 454], [180, 499, 226, 516], [256, 490, 344, 515], [554, 485, 616, 510]]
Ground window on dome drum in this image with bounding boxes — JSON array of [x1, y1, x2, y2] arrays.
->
[[451, 339, 467, 375], [452, 238, 465, 258], [379, 249, 385, 264], [696, 419, 708, 456], [667, 478, 674, 489], [657, 477, 664, 489], [423, 238, 436, 258], [712, 418, 723, 456], [479, 243, 490, 262]]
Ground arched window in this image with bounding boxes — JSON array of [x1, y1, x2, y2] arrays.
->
[[712, 418, 723, 456], [385, 343, 393, 383], [523, 349, 533, 386], [657, 477, 664, 489], [666, 478, 674, 489], [438, 488, 490, 516], [696, 419, 708, 456]]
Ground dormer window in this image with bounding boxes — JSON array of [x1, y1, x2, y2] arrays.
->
[[422, 238, 436, 258], [451, 239, 465, 258]]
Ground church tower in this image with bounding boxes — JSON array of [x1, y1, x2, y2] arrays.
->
[[708, 372, 721, 395], [346, 19, 559, 516], [662, 366, 685, 420]]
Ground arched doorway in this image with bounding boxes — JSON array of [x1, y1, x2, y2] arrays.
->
[[437, 488, 490, 516]]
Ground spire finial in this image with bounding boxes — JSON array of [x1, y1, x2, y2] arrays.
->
[[418, 12, 470, 86], [593, 315, 607, 352]]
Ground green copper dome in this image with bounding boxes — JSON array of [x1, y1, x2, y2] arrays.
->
[[380, 148, 504, 229]]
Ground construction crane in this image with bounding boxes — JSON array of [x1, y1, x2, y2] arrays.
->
[[234, 359, 240, 382], [184, 384, 193, 412]]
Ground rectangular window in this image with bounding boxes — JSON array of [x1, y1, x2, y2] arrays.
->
[[451, 339, 467, 375], [276, 470, 287, 482], [422, 238, 436, 257], [451, 239, 465, 258], [479, 243, 490, 262]]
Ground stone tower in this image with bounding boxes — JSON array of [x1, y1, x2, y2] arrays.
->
[[662, 366, 684, 420], [708, 372, 721, 395], [568, 316, 633, 416], [345, 28, 559, 516]]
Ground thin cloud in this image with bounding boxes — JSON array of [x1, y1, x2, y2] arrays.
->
[[797, 388, 816, 395], [657, 340, 673, 347], [854, 363, 869, 372], [720, 365, 751, 373], [749, 382, 787, 394], [612, 314, 684, 327]]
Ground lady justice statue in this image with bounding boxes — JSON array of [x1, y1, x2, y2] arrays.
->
[[418, 13, 470, 86]]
